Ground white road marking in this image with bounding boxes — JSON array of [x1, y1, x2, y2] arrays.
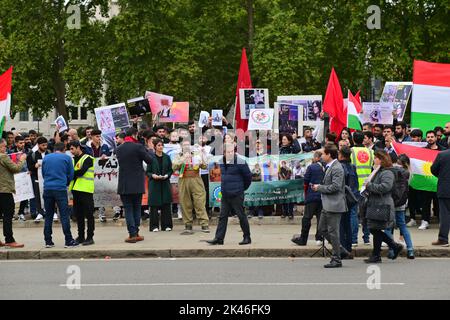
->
[[60, 282, 405, 287]]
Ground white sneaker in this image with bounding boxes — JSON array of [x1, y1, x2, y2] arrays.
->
[[99, 215, 107, 223], [165, 228, 172, 232], [364, 242, 371, 246], [18, 214, 26, 221], [418, 221, 429, 230], [406, 219, 417, 227], [352, 243, 358, 248], [177, 210, 183, 220], [381, 242, 388, 247], [34, 214, 44, 223], [152, 228, 159, 232], [53, 214, 59, 222], [398, 240, 406, 247], [316, 240, 322, 246]]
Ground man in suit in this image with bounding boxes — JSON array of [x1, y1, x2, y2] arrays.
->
[[312, 144, 351, 268], [431, 148, 450, 247], [116, 127, 153, 243]]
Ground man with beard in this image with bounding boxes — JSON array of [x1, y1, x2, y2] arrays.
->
[[394, 121, 412, 143], [373, 124, 384, 144]]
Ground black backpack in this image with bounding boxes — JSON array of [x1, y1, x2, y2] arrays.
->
[[390, 167, 409, 207]]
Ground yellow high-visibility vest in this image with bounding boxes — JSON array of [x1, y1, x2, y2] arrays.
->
[[69, 154, 95, 194], [351, 147, 374, 191]]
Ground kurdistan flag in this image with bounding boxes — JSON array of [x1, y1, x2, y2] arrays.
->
[[392, 141, 438, 192], [0, 67, 13, 137], [411, 60, 450, 132], [347, 90, 362, 130]]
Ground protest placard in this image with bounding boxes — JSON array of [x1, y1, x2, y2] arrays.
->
[[13, 172, 35, 203], [361, 102, 393, 125], [145, 91, 174, 115], [198, 111, 209, 128], [93, 157, 121, 207], [248, 108, 274, 131], [380, 82, 412, 121], [55, 116, 68, 133], [159, 102, 189, 123], [211, 110, 223, 126], [239, 88, 269, 119]]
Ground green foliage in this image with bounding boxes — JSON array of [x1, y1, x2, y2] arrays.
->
[[0, 0, 449, 120]]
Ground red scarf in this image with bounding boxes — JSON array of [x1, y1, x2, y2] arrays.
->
[[124, 136, 138, 143]]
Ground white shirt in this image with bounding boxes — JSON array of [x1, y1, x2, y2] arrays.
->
[[326, 159, 337, 170]]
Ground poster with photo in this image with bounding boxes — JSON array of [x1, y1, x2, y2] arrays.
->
[[95, 103, 130, 134], [198, 111, 210, 128], [127, 96, 151, 116], [55, 116, 68, 133], [275, 103, 300, 135], [159, 102, 189, 123], [248, 108, 274, 131], [361, 102, 394, 125], [211, 110, 223, 126], [239, 88, 269, 119], [277, 95, 322, 122], [380, 82, 412, 121], [145, 91, 174, 115]]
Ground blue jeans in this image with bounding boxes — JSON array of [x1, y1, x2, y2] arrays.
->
[[340, 210, 353, 252], [350, 204, 370, 244], [43, 190, 73, 245], [385, 210, 414, 253], [120, 194, 143, 237]]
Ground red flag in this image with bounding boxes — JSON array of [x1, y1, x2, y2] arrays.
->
[[323, 68, 345, 135], [0, 67, 13, 137], [234, 48, 253, 132]]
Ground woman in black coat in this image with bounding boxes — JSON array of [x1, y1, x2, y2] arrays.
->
[[363, 150, 403, 263]]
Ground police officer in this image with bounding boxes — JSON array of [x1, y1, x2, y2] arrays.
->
[[69, 141, 95, 246]]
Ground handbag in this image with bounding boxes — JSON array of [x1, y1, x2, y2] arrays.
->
[[345, 186, 358, 207], [365, 204, 391, 222]]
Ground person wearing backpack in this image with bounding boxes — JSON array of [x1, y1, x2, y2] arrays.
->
[[385, 154, 415, 259], [338, 146, 359, 256], [362, 150, 403, 263]]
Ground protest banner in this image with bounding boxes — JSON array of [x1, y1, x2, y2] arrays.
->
[[13, 172, 35, 203], [145, 91, 174, 115], [93, 157, 122, 207], [361, 102, 393, 125], [159, 102, 189, 123], [248, 108, 274, 131], [208, 153, 313, 207], [239, 88, 269, 119], [277, 95, 322, 121], [164, 143, 182, 184], [380, 81, 412, 121]]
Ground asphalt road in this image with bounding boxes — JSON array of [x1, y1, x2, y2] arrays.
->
[[1, 258, 449, 300]]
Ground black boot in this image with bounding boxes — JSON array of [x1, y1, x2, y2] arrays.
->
[[206, 238, 224, 245], [291, 235, 307, 246], [364, 255, 382, 263], [239, 237, 251, 245], [324, 258, 342, 268]]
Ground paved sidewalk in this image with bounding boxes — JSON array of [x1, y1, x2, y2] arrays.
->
[[1, 218, 448, 260]]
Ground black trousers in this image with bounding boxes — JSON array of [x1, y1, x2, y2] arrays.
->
[[72, 190, 95, 240], [150, 204, 173, 231], [32, 180, 44, 215], [408, 187, 422, 220], [370, 229, 396, 257], [201, 174, 210, 212], [0, 193, 16, 243], [420, 191, 439, 223], [215, 194, 250, 241], [300, 202, 322, 241], [438, 199, 450, 243]]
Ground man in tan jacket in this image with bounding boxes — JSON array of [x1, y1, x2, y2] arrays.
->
[[0, 138, 27, 248], [172, 140, 210, 234]]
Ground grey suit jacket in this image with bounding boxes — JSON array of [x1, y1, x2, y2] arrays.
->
[[317, 160, 347, 213]]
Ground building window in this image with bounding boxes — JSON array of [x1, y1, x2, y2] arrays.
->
[[32, 113, 41, 121], [80, 107, 87, 120], [19, 111, 29, 122], [69, 106, 79, 120]]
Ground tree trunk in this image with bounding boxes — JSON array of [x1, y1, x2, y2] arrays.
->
[[246, 0, 254, 56], [53, 37, 68, 120]]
